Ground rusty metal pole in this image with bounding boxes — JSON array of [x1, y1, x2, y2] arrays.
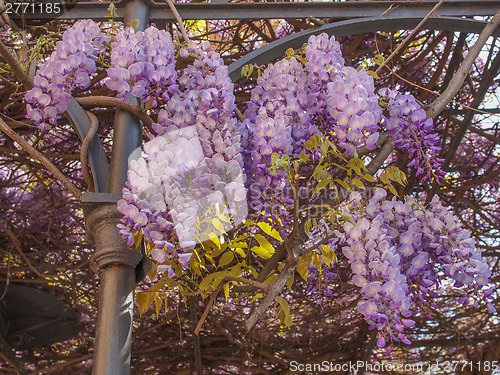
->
[[84, 1, 150, 374]]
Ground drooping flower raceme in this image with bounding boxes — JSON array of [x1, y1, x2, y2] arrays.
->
[[379, 88, 445, 182], [25, 20, 109, 130], [106, 26, 177, 103], [241, 33, 383, 232], [117, 40, 247, 275], [338, 189, 493, 352]]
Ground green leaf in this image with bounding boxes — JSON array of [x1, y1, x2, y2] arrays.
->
[[285, 48, 295, 59], [275, 296, 292, 327], [136, 292, 155, 316], [218, 251, 234, 268], [257, 222, 283, 242]]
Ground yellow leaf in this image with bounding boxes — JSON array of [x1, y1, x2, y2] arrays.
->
[[250, 293, 263, 303], [275, 296, 292, 327], [257, 222, 283, 241], [296, 258, 309, 281], [133, 231, 143, 248], [234, 248, 246, 258], [218, 252, 234, 268], [136, 292, 155, 316], [286, 273, 295, 290], [368, 70, 379, 79], [252, 234, 275, 258], [199, 271, 223, 290], [264, 273, 277, 285], [311, 252, 322, 271], [154, 293, 163, 317], [223, 283, 230, 302], [129, 19, 140, 29], [314, 176, 331, 194], [251, 246, 273, 259], [209, 232, 221, 249], [388, 184, 400, 198], [352, 177, 365, 189], [320, 244, 337, 267], [212, 218, 226, 234], [335, 178, 351, 192], [380, 172, 390, 184], [363, 174, 376, 182], [228, 242, 248, 249]]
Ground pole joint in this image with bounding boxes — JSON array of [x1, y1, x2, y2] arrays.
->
[[83, 192, 151, 280]]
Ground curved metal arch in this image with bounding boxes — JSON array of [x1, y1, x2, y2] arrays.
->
[[228, 16, 500, 82]]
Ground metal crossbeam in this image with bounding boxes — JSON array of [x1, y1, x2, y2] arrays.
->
[[23, 0, 500, 21], [228, 16, 500, 81]]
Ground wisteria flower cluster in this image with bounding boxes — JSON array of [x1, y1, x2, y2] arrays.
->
[[379, 88, 445, 182], [106, 26, 177, 103], [117, 40, 247, 274], [25, 20, 109, 130], [240, 34, 380, 231], [338, 188, 494, 352]]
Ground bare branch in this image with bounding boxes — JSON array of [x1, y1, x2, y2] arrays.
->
[[75, 96, 154, 129], [375, 0, 445, 75], [245, 264, 296, 332], [0, 117, 82, 199], [426, 8, 500, 119]]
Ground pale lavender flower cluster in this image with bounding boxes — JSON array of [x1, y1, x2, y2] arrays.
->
[[242, 56, 306, 223], [379, 88, 445, 182], [117, 131, 205, 276], [118, 40, 246, 276], [326, 67, 381, 155], [106, 26, 177, 103], [339, 189, 494, 352], [25, 20, 109, 130]]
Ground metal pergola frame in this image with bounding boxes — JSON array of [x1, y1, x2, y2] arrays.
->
[[18, 0, 500, 21], [8, 1, 500, 374]]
